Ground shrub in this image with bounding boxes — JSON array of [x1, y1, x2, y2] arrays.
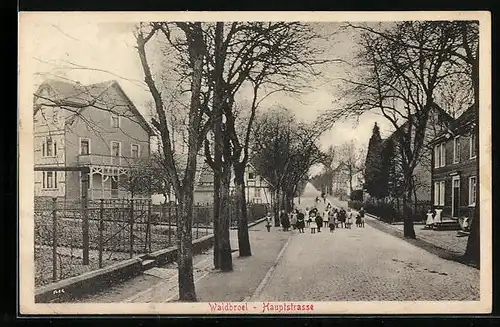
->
[[347, 200, 363, 211], [350, 190, 363, 201]]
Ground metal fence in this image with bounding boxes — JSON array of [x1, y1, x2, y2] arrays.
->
[[34, 196, 267, 287]]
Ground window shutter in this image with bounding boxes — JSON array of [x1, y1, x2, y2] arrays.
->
[[54, 172, 58, 188], [42, 172, 46, 189], [54, 140, 57, 156], [42, 142, 45, 157]]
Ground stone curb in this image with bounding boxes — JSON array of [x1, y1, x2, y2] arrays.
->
[[35, 216, 267, 303]]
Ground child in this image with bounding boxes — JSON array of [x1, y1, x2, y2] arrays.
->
[[425, 209, 434, 229], [346, 209, 353, 229], [328, 210, 336, 232]]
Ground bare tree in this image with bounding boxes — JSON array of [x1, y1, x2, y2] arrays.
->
[[135, 22, 210, 302], [334, 21, 465, 238]]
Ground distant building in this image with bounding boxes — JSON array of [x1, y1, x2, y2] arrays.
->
[[33, 79, 154, 202], [193, 163, 272, 205], [429, 105, 478, 220]]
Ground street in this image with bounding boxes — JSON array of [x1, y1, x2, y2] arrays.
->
[[76, 193, 479, 303], [253, 195, 480, 301]]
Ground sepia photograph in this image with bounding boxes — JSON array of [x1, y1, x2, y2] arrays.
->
[[18, 11, 491, 315]]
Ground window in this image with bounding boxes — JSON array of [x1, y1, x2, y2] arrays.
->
[[434, 182, 439, 205], [434, 143, 446, 168], [53, 112, 58, 123], [248, 172, 255, 180], [111, 115, 120, 128], [111, 141, 121, 157], [42, 137, 57, 157], [453, 136, 460, 163], [131, 144, 140, 158], [42, 171, 58, 189], [80, 139, 90, 155], [469, 176, 477, 206], [255, 187, 261, 198], [434, 181, 445, 206], [470, 134, 477, 159], [440, 143, 446, 167], [434, 145, 440, 168], [439, 181, 445, 206]]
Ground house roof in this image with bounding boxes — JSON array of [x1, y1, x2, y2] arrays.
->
[[380, 102, 456, 147], [34, 79, 155, 136], [429, 104, 478, 145]]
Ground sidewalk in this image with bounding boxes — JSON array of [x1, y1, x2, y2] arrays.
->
[[177, 222, 291, 302], [328, 197, 474, 267], [76, 220, 291, 302]]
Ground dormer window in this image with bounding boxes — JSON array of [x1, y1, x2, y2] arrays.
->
[[111, 114, 120, 128], [248, 172, 255, 180]]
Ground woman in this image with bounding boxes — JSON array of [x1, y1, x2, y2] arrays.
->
[[338, 208, 346, 228], [296, 210, 305, 233], [315, 212, 323, 233], [280, 210, 291, 231]]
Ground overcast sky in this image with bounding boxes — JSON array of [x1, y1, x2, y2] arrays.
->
[[24, 18, 396, 165]]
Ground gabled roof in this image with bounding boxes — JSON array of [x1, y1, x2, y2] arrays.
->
[[34, 79, 155, 136], [380, 102, 455, 146], [429, 104, 478, 145]]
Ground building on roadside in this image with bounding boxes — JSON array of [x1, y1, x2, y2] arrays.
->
[[33, 79, 154, 203], [193, 162, 272, 205], [429, 105, 478, 221]]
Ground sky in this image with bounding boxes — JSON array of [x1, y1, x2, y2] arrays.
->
[[23, 18, 396, 175]]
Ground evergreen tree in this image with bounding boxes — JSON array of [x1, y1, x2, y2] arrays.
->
[[364, 123, 386, 198]]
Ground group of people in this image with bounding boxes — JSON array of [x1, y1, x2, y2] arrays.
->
[[265, 200, 366, 234]]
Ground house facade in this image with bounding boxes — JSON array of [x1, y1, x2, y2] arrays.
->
[[379, 104, 454, 204], [430, 105, 478, 220], [193, 163, 272, 205], [34, 79, 154, 202]]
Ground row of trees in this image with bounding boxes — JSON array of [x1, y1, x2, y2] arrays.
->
[[134, 22, 332, 301], [328, 21, 479, 263], [251, 107, 326, 226]]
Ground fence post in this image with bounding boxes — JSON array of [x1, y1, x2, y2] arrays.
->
[[129, 199, 134, 259], [98, 199, 104, 268], [81, 171, 90, 265], [52, 197, 58, 282], [147, 199, 152, 253]]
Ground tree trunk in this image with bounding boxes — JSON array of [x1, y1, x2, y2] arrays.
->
[[402, 188, 416, 239], [212, 169, 221, 269], [464, 120, 479, 266], [218, 161, 233, 271], [176, 191, 197, 301], [234, 163, 252, 257], [211, 21, 224, 270], [274, 190, 280, 227]]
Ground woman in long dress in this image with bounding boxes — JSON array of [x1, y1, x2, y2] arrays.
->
[[296, 210, 305, 233]]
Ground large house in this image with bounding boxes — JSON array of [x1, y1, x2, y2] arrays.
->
[[373, 104, 455, 204], [429, 105, 478, 221], [193, 162, 272, 205], [33, 79, 154, 202]]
